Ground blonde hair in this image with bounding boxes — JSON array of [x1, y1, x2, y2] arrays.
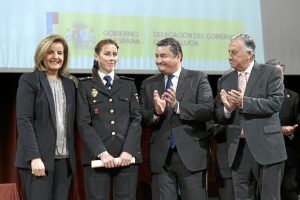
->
[[34, 34, 70, 76]]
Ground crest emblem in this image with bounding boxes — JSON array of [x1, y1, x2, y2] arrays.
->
[[94, 107, 100, 114], [91, 88, 98, 97]]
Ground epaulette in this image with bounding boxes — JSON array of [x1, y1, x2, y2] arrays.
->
[[78, 76, 93, 81], [69, 75, 79, 88], [120, 76, 135, 81], [61, 74, 79, 88]]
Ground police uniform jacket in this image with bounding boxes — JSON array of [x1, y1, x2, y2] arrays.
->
[[77, 74, 142, 165]]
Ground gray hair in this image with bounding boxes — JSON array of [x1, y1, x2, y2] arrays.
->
[[231, 34, 256, 59], [266, 59, 285, 71]]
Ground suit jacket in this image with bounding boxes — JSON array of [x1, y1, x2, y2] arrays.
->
[[280, 88, 299, 167], [280, 88, 299, 126], [77, 74, 142, 165], [15, 71, 76, 172], [214, 62, 287, 167], [140, 68, 214, 173]]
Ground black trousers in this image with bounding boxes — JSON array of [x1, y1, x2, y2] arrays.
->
[[19, 158, 72, 200], [84, 164, 139, 200], [281, 166, 298, 200]]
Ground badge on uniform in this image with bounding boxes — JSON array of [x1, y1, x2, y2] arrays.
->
[[91, 88, 98, 97], [94, 107, 100, 114]]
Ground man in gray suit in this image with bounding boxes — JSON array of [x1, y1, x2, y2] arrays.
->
[[214, 34, 286, 200], [140, 37, 213, 200]]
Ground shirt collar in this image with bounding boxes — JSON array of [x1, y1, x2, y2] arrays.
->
[[98, 71, 115, 83], [238, 61, 254, 75], [164, 67, 182, 79]]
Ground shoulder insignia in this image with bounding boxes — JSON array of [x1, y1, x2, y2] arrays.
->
[[60, 74, 79, 88], [120, 76, 135, 81], [69, 75, 79, 88], [78, 76, 93, 81]]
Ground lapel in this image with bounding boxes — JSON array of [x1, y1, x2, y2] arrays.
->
[[61, 77, 73, 136], [226, 70, 238, 92], [244, 62, 263, 96], [38, 71, 57, 131], [110, 75, 122, 95], [176, 68, 189, 102], [154, 73, 165, 96], [61, 77, 71, 111]]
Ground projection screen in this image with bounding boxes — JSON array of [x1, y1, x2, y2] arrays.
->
[[0, 0, 275, 74]]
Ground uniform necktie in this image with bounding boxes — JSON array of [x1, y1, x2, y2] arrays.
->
[[166, 75, 176, 149], [238, 72, 247, 94], [103, 75, 112, 90]]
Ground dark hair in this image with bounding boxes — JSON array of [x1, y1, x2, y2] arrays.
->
[[156, 38, 183, 61], [94, 39, 119, 54], [266, 59, 285, 70], [92, 39, 119, 76]]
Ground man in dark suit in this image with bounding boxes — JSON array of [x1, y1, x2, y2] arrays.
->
[[266, 59, 299, 200], [140, 37, 214, 200], [214, 34, 286, 200]]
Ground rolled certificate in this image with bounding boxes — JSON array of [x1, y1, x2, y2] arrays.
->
[[91, 157, 136, 168]]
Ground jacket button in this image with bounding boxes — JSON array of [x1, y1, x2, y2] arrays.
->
[[112, 132, 116, 136], [110, 109, 114, 114], [108, 98, 113, 102]]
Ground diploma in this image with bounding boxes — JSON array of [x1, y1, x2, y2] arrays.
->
[[91, 157, 136, 168]]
